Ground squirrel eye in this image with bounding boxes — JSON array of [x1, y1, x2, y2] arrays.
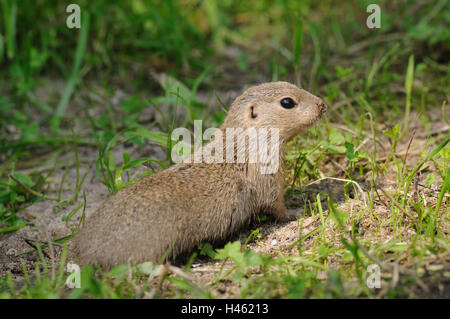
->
[[280, 97, 296, 109]]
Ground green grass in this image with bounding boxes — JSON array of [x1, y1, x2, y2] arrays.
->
[[0, 0, 449, 298]]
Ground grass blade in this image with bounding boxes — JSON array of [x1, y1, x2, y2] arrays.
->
[[0, 0, 17, 59], [55, 12, 90, 119], [403, 54, 415, 132], [293, 15, 303, 86]]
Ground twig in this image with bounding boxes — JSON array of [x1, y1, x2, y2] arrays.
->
[[23, 238, 50, 259], [304, 177, 368, 205], [401, 130, 416, 177], [345, 33, 405, 56]]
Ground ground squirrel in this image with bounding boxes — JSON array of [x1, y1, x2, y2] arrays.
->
[[70, 81, 326, 269]]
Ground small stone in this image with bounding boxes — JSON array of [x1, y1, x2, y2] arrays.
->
[[6, 248, 17, 256]]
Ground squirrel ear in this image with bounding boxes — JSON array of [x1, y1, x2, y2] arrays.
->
[[249, 104, 257, 119]]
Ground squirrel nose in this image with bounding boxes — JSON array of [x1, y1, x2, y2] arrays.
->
[[317, 101, 327, 116]]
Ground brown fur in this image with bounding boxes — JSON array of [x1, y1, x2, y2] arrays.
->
[[69, 81, 326, 269]]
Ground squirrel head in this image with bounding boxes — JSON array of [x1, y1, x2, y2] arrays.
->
[[222, 81, 326, 142]]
